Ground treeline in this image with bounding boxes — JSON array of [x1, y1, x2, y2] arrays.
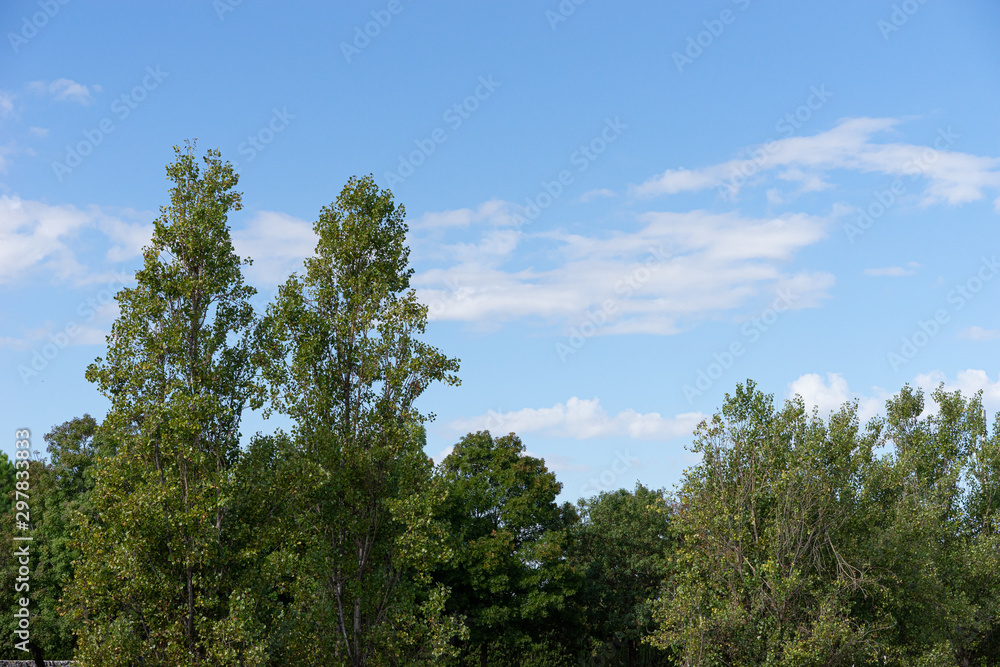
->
[[2, 144, 999, 666]]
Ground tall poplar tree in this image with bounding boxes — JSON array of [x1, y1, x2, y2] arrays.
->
[[63, 143, 265, 665], [258, 175, 464, 665]]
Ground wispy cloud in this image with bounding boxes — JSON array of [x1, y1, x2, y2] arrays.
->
[[0, 143, 17, 173], [0, 90, 14, 116], [27, 78, 101, 105], [631, 118, 1000, 209], [0, 320, 110, 351], [0, 195, 149, 285], [958, 326, 1000, 341], [231, 211, 316, 287], [0, 196, 317, 290], [913, 369, 1000, 409], [580, 188, 617, 202], [449, 397, 705, 441], [864, 262, 920, 277], [413, 206, 834, 333], [787, 372, 886, 424], [409, 198, 522, 231], [788, 369, 1000, 424]]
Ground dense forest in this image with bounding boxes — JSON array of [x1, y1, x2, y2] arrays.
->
[[2, 145, 999, 666]]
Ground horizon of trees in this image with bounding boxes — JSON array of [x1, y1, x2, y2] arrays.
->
[[2, 144, 998, 666]]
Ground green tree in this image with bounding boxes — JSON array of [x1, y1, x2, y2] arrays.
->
[[571, 484, 676, 666], [435, 430, 581, 665], [649, 380, 1000, 666], [0, 457, 42, 662], [0, 416, 108, 661], [0, 450, 13, 516], [63, 142, 266, 665], [649, 381, 885, 666], [853, 385, 1000, 665], [34, 416, 107, 659], [257, 174, 464, 666]]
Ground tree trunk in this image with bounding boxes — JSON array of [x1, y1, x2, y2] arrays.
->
[[480, 641, 488, 667], [29, 642, 45, 667], [628, 639, 637, 667]]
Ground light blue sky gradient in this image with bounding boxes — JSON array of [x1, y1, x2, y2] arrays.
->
[[2, 0, 999, 501]]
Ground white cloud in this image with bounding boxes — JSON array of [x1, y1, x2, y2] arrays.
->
[[0, 196, 321, 290], [958, 326, 1000, 341], [864, 262, 920, 277], [777, 167, 831, 193], [788, 369, 1000, 426], [0, 195, 96, 283], [98, 214, 152, 263], [0, 323, 49, 351], [231, 211, 316, 287], [0, 318, 113, 352], [409, 198, 521, 230], [787, 372, 885, 424], [29, 126, 49, 138], [0, 142, 16, 173], [0, 195, 152, 285], [913, 369, 1000, 410], [530, 452, 591, 473], [631, 117, 1000, 208], [28, 78, 99, 105], [580, 188, 617, 202], [449, 397, 705, 441], [0, 90, 14, 116], [414, 207, 834, 332], [433, 445, 454, 464]]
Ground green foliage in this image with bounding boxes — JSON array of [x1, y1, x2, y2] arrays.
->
[[855, 385, 1000, 665], [435, 430, 582, 664], [650, 380, 1000, 667], [0, 416, 107, 661], [571, 484, 676, 664], [33, 417, 106, 658], [0, 450, 13, 517], [256, 174, 464, 665], [651, 381, 887, 665], [62, 142, 266, 665]]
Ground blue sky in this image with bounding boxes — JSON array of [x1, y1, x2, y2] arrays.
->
[[2, 0, 999, 501]]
